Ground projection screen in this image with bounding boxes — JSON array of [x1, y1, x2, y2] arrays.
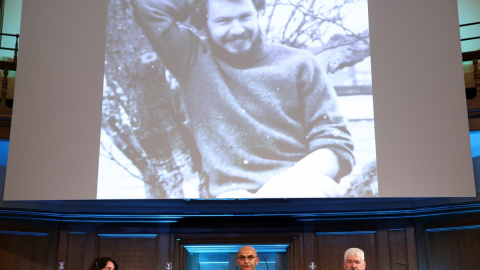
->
[[3, 0, 475, 200]]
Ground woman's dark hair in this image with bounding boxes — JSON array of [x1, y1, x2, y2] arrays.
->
[[191, 0, 266, 30], [88, 257, 119, 270]]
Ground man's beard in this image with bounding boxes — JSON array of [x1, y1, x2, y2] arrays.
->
[[208, 29, 263, 67], [221, 30, 254, 53]]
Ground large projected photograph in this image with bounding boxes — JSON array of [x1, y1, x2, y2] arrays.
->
[[3, 0, 473, 201], [98, 0, 376, 199]]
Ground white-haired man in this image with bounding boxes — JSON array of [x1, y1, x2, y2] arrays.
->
[[343, 247, 366, 270]]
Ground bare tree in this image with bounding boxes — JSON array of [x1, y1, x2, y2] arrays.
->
[[103, 0, 206, 198], [263, 0, 370, 73]]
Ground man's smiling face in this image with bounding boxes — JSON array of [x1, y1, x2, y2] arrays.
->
[[207, 0, 260, 56]]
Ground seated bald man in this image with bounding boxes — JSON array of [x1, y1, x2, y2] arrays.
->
[[237, 245, 259, 270]]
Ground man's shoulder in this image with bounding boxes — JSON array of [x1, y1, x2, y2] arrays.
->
[[266, 42, 320, 68], [268, 42, 315, 58]]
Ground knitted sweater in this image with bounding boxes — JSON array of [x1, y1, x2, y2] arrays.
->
[[133, 0, 355, 197]]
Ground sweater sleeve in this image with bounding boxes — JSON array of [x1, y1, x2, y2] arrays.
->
[[298, 55, 355, 179], [131, 0, 200, 78]]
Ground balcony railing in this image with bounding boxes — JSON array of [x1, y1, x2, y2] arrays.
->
[[460, 21, 480, 130], [0, 32, 19, 62], [0, 32, 19, 139]]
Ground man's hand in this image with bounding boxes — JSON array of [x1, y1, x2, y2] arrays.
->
[[255, 174, 341, 198], [216, 149, 343, 198], [255, 148, 342, 198], [216, 174, 341, 198]]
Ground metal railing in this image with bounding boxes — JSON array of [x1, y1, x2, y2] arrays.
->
[[0, 32, 19, 62], [460, 21, 480, 43], [462, 22, 480, 128], [460, 20, 480, 60]]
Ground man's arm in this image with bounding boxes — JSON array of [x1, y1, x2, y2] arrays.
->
[[301, 56, 355, 181], [255, 54, 354, 198], [131, 0, 198, 78], [252, 53, 354, 198]]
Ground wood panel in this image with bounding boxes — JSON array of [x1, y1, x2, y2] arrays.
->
[[301, 232, 315, 270], [376, 229, 390, 270], [84, 232, 98, 269], [97, 234, 160, 270], [56, 230, 69, 269], [387, 230, 409, 270], [158, 233, 175, 270], [0, 230, 51, 270], [405, 224, 418, 270], [426, 228, 480, 270], [2, 214, 470, 270], [57, 230, 95, 270], [315, 232, 376, 270], [66, 233, 88, 270], [375, 227, 418, 270]]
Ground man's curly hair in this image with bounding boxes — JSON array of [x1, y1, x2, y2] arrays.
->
[[190, 0, 266, 30]]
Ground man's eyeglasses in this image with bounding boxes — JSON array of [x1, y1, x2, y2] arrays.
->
[[238, 255, 257, 261]]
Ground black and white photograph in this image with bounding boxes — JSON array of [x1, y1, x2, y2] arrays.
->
[[98, 0, 376, 199]]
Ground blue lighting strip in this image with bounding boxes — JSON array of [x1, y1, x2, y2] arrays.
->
[[198, 261, 275, 266], [0, 230, 49, 236], [183, 244, 289, 253], [316, 231, 376, 235], [58, 213, 181, 223], [0, 209, 182, 223], [295, 202, 480, 221], [425, 224, 480, 233], [98, 234, 159, 238]]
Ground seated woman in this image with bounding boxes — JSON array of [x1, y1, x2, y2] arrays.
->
[[88, 257, 119, 270]]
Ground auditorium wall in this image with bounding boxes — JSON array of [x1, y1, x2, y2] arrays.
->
[[1, 206, 480, 270]]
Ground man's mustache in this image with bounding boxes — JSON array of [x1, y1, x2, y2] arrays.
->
[[222, 31, 252, 43]]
